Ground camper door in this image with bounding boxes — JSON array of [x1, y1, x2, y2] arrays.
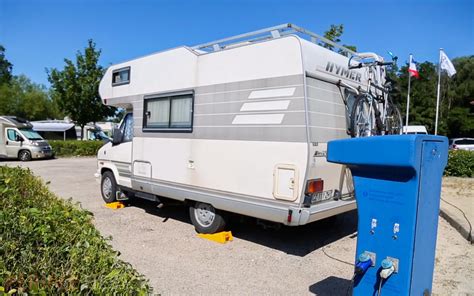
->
[[5, 128, 23, 158]]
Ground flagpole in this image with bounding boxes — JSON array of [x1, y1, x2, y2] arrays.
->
[[435, 48, 442, 135], [405, 54, 412, 130]]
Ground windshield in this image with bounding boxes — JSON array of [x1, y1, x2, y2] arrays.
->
[[19, 128, 44, 140]]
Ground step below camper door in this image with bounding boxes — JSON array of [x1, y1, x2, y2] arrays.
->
[[273, 164, 299, 201]]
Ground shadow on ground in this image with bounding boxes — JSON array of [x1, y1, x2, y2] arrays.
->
[[128, 198, 358, 257], [309, 276, 353, 295]]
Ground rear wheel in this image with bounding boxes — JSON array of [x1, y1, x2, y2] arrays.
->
[[350, 95, 377, 137], [189, 202, 227, 234], [101, 171, 117, 203], [18, 150, 32, 161], [385, 102, 403, 135]]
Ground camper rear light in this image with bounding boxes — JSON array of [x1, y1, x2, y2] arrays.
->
[[305, 179, 324, 195]]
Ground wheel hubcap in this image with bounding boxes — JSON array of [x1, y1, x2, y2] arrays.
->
[[102, 177, 113, 199], [194, 203, 215, 227]]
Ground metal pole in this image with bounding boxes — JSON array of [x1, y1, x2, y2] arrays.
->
[[405, 54, 413, 131], [435, 49, 442, 135]]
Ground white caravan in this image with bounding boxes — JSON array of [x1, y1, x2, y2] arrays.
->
[[96, 24, 384, 233]]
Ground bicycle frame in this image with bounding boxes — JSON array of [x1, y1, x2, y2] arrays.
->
[[348, 52, 400, 136]]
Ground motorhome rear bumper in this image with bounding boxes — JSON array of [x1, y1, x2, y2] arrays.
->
[[292, 199, 356, 225]]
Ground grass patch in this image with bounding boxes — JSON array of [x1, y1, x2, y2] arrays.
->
[[0, 166, 151, 294], [49, 140, 105, 157]]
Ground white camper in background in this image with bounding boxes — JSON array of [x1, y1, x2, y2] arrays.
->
[[0, 116, 53, 161], [96, 24, 383, 233]]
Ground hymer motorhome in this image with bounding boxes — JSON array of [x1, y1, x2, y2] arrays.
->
[[0, 116, 53, 161], [96, 24, 384, 233]]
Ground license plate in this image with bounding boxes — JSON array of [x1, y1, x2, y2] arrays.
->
[[310, 190, 333, 204]]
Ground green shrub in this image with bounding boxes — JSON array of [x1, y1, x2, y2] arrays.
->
[[0, 166, 151, 295], [49, 140, 105, 157], [444, 150, 474, 177]]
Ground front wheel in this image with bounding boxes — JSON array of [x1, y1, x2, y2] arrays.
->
[[101, 171, 117, 203], [350, 95, 377, 137], [18, 150, 32, 161], [189, 202, 227, 234]]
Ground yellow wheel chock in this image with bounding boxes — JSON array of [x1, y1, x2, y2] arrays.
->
[[197, 231, 233, 244], [104, 201, 125, 209]]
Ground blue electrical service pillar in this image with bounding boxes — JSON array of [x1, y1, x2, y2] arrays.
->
[[327, 135, 448, 296]]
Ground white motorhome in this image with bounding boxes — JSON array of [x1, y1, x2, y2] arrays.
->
[[0, 116, 53, 161], [96, 24, 382, 233]]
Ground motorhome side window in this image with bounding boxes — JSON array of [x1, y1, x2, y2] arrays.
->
[[143, 93, 193, 132], [112, 67, 130, 86]]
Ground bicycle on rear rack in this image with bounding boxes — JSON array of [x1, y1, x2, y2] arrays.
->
[[347, 53, 403, 137]]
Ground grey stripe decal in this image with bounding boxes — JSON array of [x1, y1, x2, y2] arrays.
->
[[111, 74, 309, 142]]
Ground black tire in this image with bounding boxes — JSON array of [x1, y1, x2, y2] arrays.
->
[[18, 150, 32, 161], [101, 171, 117, 203], [350, 95, 376, 137], [385, 102, 403, 135], [189, 202, 227, 234]]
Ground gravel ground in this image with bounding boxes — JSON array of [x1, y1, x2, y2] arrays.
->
[[2, 157, 473, 295]]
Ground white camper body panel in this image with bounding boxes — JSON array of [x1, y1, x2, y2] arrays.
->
[[97, 29, 371, 226], [132, 138, 307, 201]]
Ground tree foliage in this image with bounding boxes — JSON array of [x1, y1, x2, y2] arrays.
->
[[0, 75, 61, 120], [0, 45, 13, 85], [48, 40, 116, 135], [321, 24, 357, 55], [0, 45, 61, 120], [394, 56, 474, 137]]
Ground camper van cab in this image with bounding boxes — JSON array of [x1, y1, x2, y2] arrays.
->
[[96, 24, 385, 233], [0, 116, 53, 161]]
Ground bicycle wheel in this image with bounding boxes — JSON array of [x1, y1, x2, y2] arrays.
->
[[385, 102, 403, 135], [350, 95, 377, 137]]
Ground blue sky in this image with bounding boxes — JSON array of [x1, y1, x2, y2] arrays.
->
[[1, 0, 472, 86]]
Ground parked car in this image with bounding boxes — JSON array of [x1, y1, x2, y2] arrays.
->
[[449, 138, 474, 151]]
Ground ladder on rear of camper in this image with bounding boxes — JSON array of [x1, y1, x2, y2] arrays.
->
[[191, 23, 357, 56]]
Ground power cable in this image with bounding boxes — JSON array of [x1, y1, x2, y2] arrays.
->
[[441, 197, 472, 243]]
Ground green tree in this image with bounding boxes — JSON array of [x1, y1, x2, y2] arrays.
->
[[0, 75, 61, 120], [320, 24, 357, 55], [47, 39, 116, 137], [393, 56, 474, 137], [444, 56, 474, 137], [0, 45, 13, 85]]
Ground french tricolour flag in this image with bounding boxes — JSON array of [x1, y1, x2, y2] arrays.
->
[[408, 54, 419, 78]]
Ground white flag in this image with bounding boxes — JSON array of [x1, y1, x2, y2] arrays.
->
[[440, 50, 456, 77]]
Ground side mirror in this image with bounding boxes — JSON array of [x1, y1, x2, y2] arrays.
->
[[16, 135, 24, 142], [112, 128, 123, 145]]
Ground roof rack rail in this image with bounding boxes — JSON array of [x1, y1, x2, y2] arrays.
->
[[191, 23, 358, 56]]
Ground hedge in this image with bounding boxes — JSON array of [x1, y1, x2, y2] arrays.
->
[[0, 166, 152, 295], [49, 140, 105, 157], [444, 150, 474, 178]]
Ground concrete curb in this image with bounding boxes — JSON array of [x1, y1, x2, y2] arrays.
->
[[439, 206, 472, 244]]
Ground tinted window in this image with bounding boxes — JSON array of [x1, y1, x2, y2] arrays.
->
[[455, 139, 474, 145], [112, 67, 130, 86], [144, 93, 193, 132]]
